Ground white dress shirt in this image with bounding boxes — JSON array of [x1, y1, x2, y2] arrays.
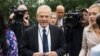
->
[[58, 18, 63, 27], [38, 24, 51, 53]]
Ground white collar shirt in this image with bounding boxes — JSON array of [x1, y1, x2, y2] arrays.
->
[[38, 24, 51, 53]]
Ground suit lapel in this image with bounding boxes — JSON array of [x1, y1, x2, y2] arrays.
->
[[49, 25, 55, 50], [34, 26, 39, 51]]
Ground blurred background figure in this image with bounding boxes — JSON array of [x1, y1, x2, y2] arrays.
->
[[80, 8, 89, 27], [64, 10, 87, 56], [79, 3, 100, 56], [55, 5, 65, 28], [0, 9, 18, 56], [49, 12, 58, 26], [8, 4, 35, 56]]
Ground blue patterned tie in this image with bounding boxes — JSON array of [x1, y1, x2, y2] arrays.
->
[[43, 29, 48, 52]]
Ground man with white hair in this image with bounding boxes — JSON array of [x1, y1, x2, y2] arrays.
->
[[21, 5, 66, 56]]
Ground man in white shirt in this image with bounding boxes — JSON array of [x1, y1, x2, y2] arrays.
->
[[21, 5, 66, 56]]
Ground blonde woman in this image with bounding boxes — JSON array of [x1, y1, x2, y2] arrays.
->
[[79, 3, 100, 56], [49, 12, 58, 25]]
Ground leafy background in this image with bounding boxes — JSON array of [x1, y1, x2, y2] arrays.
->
[[0, 0, 96, 21]]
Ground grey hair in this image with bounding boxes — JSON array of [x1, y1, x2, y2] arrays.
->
[[36, 5, 52, 16]]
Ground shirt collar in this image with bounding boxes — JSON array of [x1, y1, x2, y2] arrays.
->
[[87, 25, 93, 32], [38, 24, 49, 33]]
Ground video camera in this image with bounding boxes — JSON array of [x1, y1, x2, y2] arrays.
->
[[14, 10, 26, 22], [64, 11, 82, 28], [9, 5, 27, 22]]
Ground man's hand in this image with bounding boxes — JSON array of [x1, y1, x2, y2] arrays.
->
[[45, 51, 57, 56], [9, 13, 15, 19], [23, 13, 29, 26], [33, 52, 44, 56]]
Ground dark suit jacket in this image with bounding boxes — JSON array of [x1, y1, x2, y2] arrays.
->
[[65, 25, 84, 56], [21, 25, 66, 56]]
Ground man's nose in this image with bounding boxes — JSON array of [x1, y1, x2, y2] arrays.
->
[[43, 16, 47, 20], [90, 14, 94, 19]]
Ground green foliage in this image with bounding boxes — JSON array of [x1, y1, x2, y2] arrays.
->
[[0, 0, 96, 21], [45, 0, 61, 11], [28, 6, 38, 21], [58, 0, 96, 11], [0, 0, 18, 20]]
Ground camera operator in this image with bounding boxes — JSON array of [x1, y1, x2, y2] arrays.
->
[[8, 5, 35, 56], [80, 8, 89, 27], [64, 10, 89, 56]]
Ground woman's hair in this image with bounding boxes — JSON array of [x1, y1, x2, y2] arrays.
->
[[88, 3, 100, 25], [0, 9, 7, 55], [51, 12, 56, 16], [89, 3, 100, 12], [96, 13, 100, 27]]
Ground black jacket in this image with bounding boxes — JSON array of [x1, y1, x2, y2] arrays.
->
[[21, 25, 66, 56]]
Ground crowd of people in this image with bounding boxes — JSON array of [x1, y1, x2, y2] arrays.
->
[[0, 2, 100, 56]]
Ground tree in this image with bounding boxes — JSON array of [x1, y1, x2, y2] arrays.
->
[[0, 0, 18, 20], [45, 0, 61, 11], [61, 0, 96, 11], [0, 0, 96, 21]]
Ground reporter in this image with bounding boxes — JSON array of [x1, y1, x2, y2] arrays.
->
[[79, 3, 100, 56]]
